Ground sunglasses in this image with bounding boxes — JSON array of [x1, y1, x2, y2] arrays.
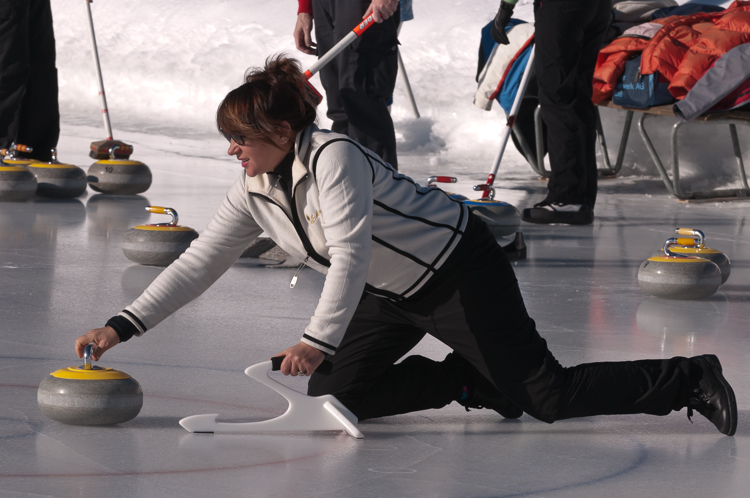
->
[[220, 129, 245, 145]]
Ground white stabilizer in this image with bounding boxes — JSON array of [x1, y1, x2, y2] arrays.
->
[[179, 360, 364, 439]]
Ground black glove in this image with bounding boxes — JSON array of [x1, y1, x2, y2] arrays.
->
[[491, 1, 515, 45]]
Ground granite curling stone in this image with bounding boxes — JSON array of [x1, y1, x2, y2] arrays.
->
[[87, 145, 151, 195], [462, 199, 521, 238], [638, 238, 722, 300], [37, 345, 142, 425], [122, 206, 199, 266], [27, 149, 87, 199], [0, 144, 38, 201], [665, 228, 730, 284], [0, 162, 37, 201]]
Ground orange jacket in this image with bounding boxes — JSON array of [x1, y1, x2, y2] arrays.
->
[[592, 35, 653, 104], [593, 1, 750, 103]]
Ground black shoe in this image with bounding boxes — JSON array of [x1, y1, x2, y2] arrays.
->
[[686, 354, 737, 436], [443, 352, 523, 419], [522, 202, 594, 225]]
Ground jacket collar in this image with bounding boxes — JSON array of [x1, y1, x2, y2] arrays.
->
[[244, 124, 316, 198]]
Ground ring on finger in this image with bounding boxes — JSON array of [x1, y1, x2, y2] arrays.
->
[[297, 371, 306, 376]]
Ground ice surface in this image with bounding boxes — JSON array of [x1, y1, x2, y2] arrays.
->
[[1, 1, 749, 496], [2, 120, 750, 496]]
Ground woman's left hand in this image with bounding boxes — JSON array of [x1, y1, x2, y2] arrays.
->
[[274, 342, 325, 376]]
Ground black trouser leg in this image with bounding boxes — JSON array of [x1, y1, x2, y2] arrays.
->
[[312, 0, 399, 169], [0, 0, 58, 160], [307, 294, 457, 420], [404, 221, 691, 423], [16, 0, 59, 161], [534, 0, 610, 207], [0, 0, 32, 151]]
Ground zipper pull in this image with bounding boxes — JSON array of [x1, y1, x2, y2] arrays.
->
[[290, 256, 309, 288]]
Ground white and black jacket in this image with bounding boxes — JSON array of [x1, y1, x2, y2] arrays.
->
[[109, 125, 469, 355]]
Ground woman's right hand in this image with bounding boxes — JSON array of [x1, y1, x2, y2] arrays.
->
[[75, 326, 120, 361]]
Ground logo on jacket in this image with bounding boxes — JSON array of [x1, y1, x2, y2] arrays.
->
[[305, 210, 322, 224]]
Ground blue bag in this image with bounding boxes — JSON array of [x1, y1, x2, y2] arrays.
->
[[612, 54, 675, 108]]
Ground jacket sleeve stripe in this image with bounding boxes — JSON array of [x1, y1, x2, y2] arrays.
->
[[121, 309, 147, 333], [302, 333, 338, 352]]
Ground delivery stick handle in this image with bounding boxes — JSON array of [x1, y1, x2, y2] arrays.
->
[[481, 44, 536, 198], [84, 0, 113, 140], [304, 14, 377, 79]]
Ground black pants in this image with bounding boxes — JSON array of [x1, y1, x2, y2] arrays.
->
[[312, 0, 399, 169], [0, 0, 59, 161], [534, 0, 611, 208], [309, 214, 694, 422]]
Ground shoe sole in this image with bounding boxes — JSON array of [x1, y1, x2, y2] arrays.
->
[[705, 354, 738, 436], [521, 208, 594, 225]]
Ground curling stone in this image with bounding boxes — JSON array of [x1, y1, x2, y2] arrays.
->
[[0, 161, 37, 201], [463, 199, 521, 237], [27, 149, 87, 199], [638, 238, 722, 300], [122, 206, 199, 266], [663, 228, 730, 284], [37, 345, 142, 425], [87, 145, 151, 195]]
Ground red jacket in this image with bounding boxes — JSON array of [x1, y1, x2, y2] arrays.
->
[[593, 1, 750, 103]]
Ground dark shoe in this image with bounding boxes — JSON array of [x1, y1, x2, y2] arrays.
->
[[686, 354, 737, 436], [443, 352, 523, 419], [522, 202, 594, 225]]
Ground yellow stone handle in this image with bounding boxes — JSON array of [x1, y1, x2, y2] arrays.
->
[[145, 206, 178, 226], [674, 228, 705, 248], [1, 143, 33, 159]]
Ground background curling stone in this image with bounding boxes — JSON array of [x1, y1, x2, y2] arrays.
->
[[638, 238, 721, 300], [37, 345, 142, 425], [27, 149, 87, 198], [0, 162, 37, 201], [463, 199, 521, 238], [88, 145, 151, 195], [666, 228, 731, 284], [122, 206, 199, 266]]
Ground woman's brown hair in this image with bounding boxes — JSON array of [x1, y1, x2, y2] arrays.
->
[[216, 55, 318, 148]]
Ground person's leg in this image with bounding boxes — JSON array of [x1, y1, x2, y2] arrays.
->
[[15, 0, 58, 162], [307, 293, 458, 420], [532, 0, 606, 209], [575, 0, 610, 207], [312, 0, 348, 136], [0, 0, 31, 151], [315, 0, 399, 169], [404, 216, 723, 427]]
